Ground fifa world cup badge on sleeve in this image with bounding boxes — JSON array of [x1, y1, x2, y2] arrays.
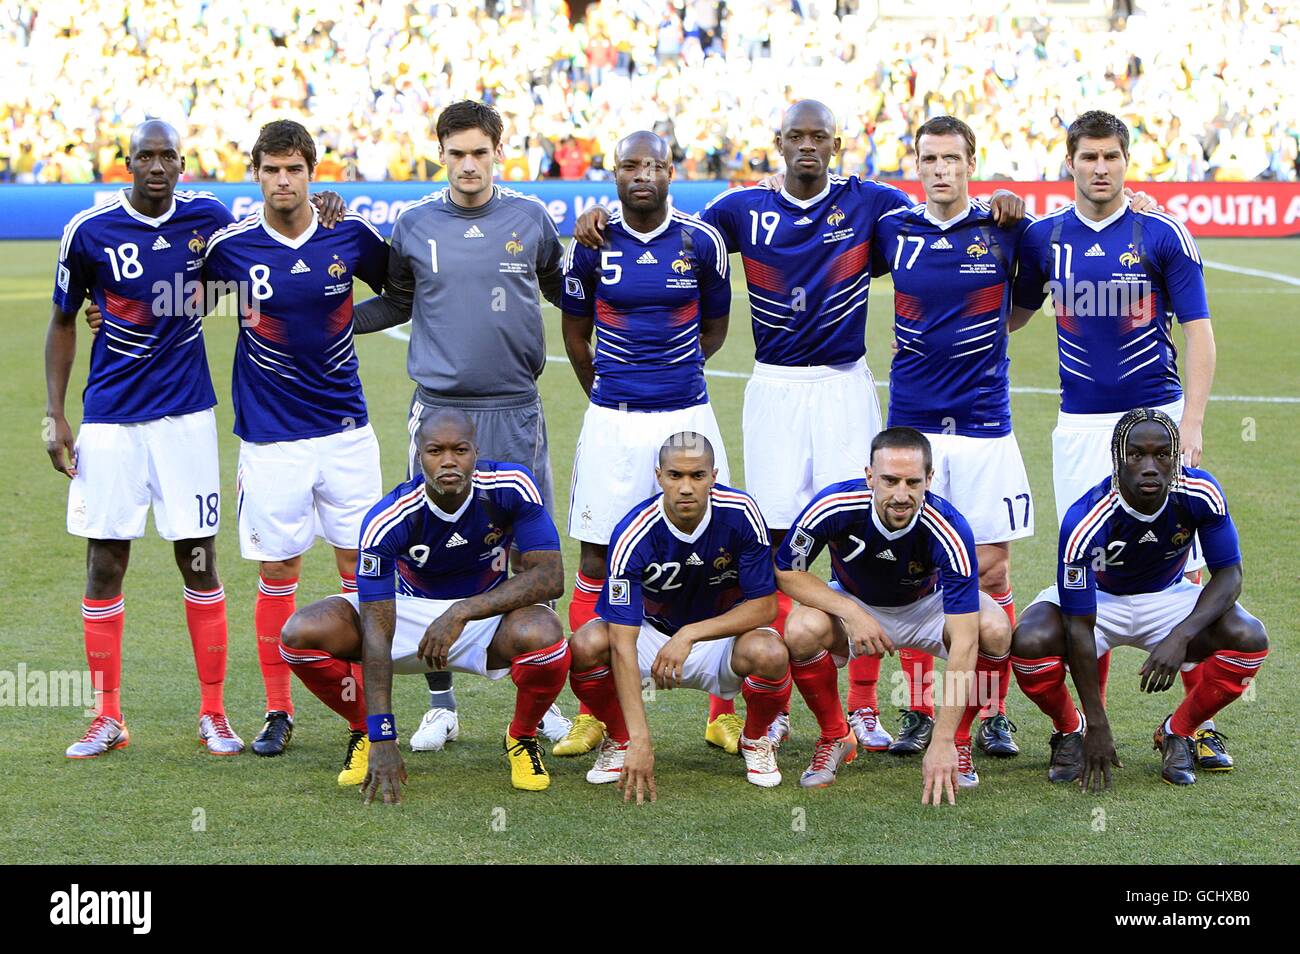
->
[[57, 264, 70, 293], [565, 276, 585, 299], [790, 528, 814, 556], [1064, 565, 1086, 590], [609, 578, 630, 605], [359, 553, 382, 577]]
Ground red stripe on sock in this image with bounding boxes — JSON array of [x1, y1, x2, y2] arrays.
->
[[280, 643, 366, 730], [1011, 655, 1078, 733], [742, 670, 791, 738], [1171, 650, 1267, 737]]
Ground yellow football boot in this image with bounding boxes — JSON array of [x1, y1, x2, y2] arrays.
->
[[552, 713, 605, 756], [705, 712, 744, 754], [505, 733, 550, 791], [337, 730, 370, 786]]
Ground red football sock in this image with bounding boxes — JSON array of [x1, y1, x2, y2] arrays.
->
[[1170, 650, 1267, 737], [278, 643, 366, 730], [568, 571, 602, 632], [509, 639, 571, 738], [708, 694, 735, 719], [989, 589, 1016, 628], [771, 591, 793, 636], [256, 575, 298, 715], [791, 650, 849, 740], [742, 670, 791, 738], [570, 664, 629, 742], [988, 589, 1015, 715], [183, 585, 228, 716], [1181, 664, 1202, 696], [339, 572, 357, 595], [1011, 655, 1080, 733], [1097, 650, 1112, 707], [82, 595, 125, 721], [846, 653, 880, 711], [900, 648, 935, 716], [958, 651, 1007, 743]]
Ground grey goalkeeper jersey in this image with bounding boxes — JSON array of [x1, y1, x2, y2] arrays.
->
[[354, 185, 564, 400]]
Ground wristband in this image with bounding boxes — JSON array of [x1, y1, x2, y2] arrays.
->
[[367, 713, 397, 742]]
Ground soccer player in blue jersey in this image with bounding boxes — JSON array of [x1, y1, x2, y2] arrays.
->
[[567, 433, 791, 800], [202, 120, 389, 757], [558, 130, 739, 757], [575, 101, 1024, 753], [1010, 410, 1267, 789], [774, 428, 1011, 798], [278, 409, 569, 797], [47, 119, 244, 758]]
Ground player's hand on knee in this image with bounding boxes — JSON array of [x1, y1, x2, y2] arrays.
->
[[620, 741, 656, 805], [921, 741, 959, 806], [83, 302, 103, 335], [846, 610, 893, 657], [418, 609, 468, 671], [1081, 723, 1121, 794], [361, 741, 407, 806], [46, 414, 77, 478], [1139, 638, 1187, 693], [574, 206, 610, 248], [651, 633, 692, 689]]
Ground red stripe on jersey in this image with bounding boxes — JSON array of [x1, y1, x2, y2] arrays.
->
[[824, 240, 869, 286], [1064, 492, 1118, 562], [964, 284, 1005, 316], [668, 301, 698, 327], [799, 490, 873, 531], [103, 289, 154, 326], [741, 255, 787, 294], [595, 299, 630, 330], [245, 307, 289, 344], [1119, 290, 1157, 333], [326, 293, 354, 336], [921, 506, 972, 577], [1055, 302, 1080, 336], [895, 290, 924, 324]]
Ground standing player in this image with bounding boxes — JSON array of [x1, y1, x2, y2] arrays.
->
[[47, 119, 242, 757], [774, 427, 1010, 796], [1011, 110, 1221, 763], [575, 101, 1024, 753], [202, 120, 389, 756], [568, 433, 790, 800], [278, 410, 569, 795], [351, 100, 570, 751], [558, 130, 738, 757], [1010, 409, 1267, 788]]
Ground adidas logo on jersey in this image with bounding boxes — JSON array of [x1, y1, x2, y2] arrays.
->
[[1140, 530, 1159, 544], [930, 236, 953, 250], [1084, 243, 1105, 257], [151, 236, 171, 251], [792, 216, 813, 226], [445, 533, 468, 548], [463, 225, 485, 239], [637, 250, 658, 265], [876, 549, 897, 561], [686, 552, 703, 566], [290, 259, 310, 274]]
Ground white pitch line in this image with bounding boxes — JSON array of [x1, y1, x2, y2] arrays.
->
[[1202, 259, 1300, 288], [375, 327, 1298, 403]]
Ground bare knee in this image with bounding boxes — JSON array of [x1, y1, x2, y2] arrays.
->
[[977, 544, 1011, 595], [569, 620, 611, 671], [280, 609, 311, 650], [578, 543, 606, 581], [977, 592, 1012, 657], [1215, 608, 1269, 655], [784, 606, 831, 659], [1010, 603, 1065, 659], [86, 539, 129, 598], [500, 605, 564, 657], [736, 628, 789, 680]]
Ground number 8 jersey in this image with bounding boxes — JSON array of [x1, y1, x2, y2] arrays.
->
[[53, 189, 233, 423]]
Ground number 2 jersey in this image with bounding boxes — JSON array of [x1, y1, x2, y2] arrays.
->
[[775, 481, 980, 614], [203, 209, 388, 442], [1056, 468, 1240, 617], [872, 200, 1030, 437], [356, 461, 560, 603], [597, 485, 775, 635], [560, 206, 730, 412], [701, 176, 911, 366], [53, 189, 234, 423]]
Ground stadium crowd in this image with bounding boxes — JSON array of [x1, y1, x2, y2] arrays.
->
[[2, 0, 1297, 183]]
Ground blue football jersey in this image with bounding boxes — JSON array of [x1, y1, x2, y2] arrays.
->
[[701, 176, 910, 366], [1057, 468, 1240, 616], [597, 485, 775, 635], [356, 461, 560, 602], [775, 481, 980, 615], [873, 200, 1030, 437], [53, 189, 232, 423], [561, 208, 730, 411], [1012, 202, 1210, 414], [203, 210, 388, 442]]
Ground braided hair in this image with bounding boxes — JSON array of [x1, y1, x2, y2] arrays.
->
[[1110, 407, 1181, 491]]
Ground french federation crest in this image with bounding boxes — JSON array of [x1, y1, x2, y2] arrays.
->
[[1119, 244, 1142, 268], [966, 239, 989, 258], [826, 206, 846, 226], [328, 255, 348, 278], [188, 230, 207, 254], [505, 232, 525, 255]]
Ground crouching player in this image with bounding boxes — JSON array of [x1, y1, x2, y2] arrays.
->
[[569, 432, 791, 801], [775, 427, 1011, 799], [278, 409, 569, 798], [1011, 408, 1267, 789]]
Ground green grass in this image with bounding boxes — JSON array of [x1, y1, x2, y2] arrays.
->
[[1, 238, 1296, 864]]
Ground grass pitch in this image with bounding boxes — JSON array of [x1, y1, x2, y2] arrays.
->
[[0, 237, 1296, 864]]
